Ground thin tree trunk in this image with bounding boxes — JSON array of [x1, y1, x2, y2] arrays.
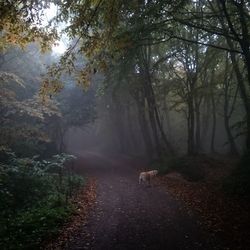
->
[[145, 83, 162, 157], [136, 95, 154, 157], [187, 82, 195, 155], [194, 96, 201, 153], [228, 49, 250, 153], [224, 112, 239, 155], [201, 94, 211, 144], [112, 97, 126, 153], [139, 46, 162, 157], [149, 83, 174, 154], [188, 93, 195, 155], [194, 31, 201, 154], [126, 104, 138, 153], [217, 0, 250, 152], [210, 87, 216, 153], [142, 46, 174, 156]]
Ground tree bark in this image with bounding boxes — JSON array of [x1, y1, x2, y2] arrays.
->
[[135, 92, 154, 157], [218, 0, 250, 152], [223, 54, 239, 155], [187, 90, 195, 155], [210, 86, 216, 153]]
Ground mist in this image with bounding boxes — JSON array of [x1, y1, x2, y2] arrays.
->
[[1, 1, 250, 250]]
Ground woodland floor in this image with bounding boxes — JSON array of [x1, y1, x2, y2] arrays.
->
[[46, 152, 250, 250]]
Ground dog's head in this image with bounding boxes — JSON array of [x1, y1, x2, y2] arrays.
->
[[147, 170, 158, 176], [152, 170, 158, 175]]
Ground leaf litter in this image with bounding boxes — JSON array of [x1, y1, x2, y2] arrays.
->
[[157, 165, 250, 250]]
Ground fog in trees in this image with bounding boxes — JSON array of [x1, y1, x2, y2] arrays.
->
[[1, 1, 250, 249]]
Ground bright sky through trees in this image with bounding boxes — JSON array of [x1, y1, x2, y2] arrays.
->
[[43, 3, 67, 54]]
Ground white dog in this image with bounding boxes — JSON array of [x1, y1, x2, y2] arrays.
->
[[139, 170, 158, 185]]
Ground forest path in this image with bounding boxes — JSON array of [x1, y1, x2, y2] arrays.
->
[[68, 152, 221, 250]]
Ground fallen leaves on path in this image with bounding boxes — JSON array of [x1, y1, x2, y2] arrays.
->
[[158, 174, 250, 250], [44, 178, 97, 250]]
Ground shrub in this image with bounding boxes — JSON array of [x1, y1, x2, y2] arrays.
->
[[0, 148, 84, 249], [150, 156, 181, 175], [150, 155, 205, 181], [223, 151, 250, 198]]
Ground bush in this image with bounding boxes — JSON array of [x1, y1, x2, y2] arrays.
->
[[150, 155, 205, 181], [11, 139, 46, 158], [150, 156, 181, 175], [0, 202, 73, 250], [0, 148, 84, 249], [223, 151, 250, 198]]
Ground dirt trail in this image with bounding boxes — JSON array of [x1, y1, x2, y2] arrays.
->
[[67, 152, 221, 250]]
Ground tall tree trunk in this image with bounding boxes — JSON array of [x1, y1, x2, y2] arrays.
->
[[136, 94, 154, 157], [144, 80, 162, 157], [217, 0, 250, 153], [140, 46, 174, 156], [193, 31, 201, 154], [228, 49, 250, 153], [194, 96, 201, 153], [187, 81, 195, 155], [149, 82, 174, 155], [126, 104, 138, 153], [210, 87, 216, 153], [112, 96, 127, 153], [224, 92, 239, 155], [223, 55, 239, 155], [224, 112, 239, 155], [201, 94, 211, 144]]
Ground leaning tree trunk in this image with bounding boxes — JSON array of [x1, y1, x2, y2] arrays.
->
[[217, 2, 250, 153], [145, 83, 162, 157], [149, 82, 175, 155], [228, 49, 250, 153], [141, 46, 174, 157]]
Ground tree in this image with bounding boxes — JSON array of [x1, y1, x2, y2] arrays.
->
[[2, 0, 248, 156], [0, 0, 57, 51], [0, 45, 62, 156]]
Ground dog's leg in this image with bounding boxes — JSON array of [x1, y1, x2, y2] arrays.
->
[[148, 177, 151, 187]]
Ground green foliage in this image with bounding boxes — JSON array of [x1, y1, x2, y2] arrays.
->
[[1, 205, 72, 250], [0, 69, 61, 152], [0, 148, 84, 250], [12, 140, 46, 157], [58, 85, 97, 127]]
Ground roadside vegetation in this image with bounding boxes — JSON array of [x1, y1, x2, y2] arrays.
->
[[1, 1, 250, 249], [0, 149, 84, 249]]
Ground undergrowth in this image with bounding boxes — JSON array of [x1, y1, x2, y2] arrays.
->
[[151, 154, 209, 182], [223, 151, 250, 198], [0, 148, 84, 250]]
